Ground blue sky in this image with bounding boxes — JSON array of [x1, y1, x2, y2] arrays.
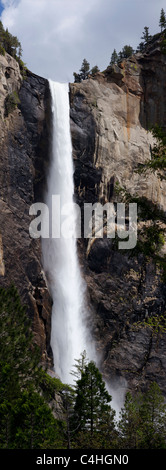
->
[[0, 2, 4, 15], [0, 0, 165, 82]]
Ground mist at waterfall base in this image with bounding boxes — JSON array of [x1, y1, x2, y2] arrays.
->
[[42, 80, 125, 417]]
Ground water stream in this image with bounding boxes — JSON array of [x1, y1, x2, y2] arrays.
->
[[42, 81, 93, 384]]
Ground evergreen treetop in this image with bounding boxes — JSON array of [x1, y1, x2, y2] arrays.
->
[[79, 58, 90, 80], [0, 21, 22, 60], [141, 26, 152, 45], [110, 49, 118, 65], [159, 8, 166, 32], [73, 360, 114, 435]]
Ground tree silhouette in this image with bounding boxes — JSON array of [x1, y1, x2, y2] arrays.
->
[[110, 49, 118, 65], [141, 26, 152, 45], [159, 8, 166, 32]]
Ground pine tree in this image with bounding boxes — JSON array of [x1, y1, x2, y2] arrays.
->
[[73, 59, 90, 83], [0, 285, 40, 447], [118, 383, 166, 449], [110, 49, 118, 65], [118, 392, 141, 449], [72, 360, 116, 447], [139, 382, 166, 448], [159, 8, 166, 32], [0, 285, 68, 449], [0, 285, 40, 395], [141, 26, 152, 45], [0, 21, 4, 45], [79, 58, 90, 80], [70, 350, 88, 385]]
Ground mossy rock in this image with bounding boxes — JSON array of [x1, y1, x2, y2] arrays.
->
[[0, 44, 5, 56], [161, 39, 166, 54], [5, 91, 21, 116]]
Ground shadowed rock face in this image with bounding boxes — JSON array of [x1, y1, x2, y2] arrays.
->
[[0, 60, 52, 364], [0, 36, 166, 395]]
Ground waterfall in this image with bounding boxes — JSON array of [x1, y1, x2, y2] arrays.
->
[[42, 81, 93, 384]]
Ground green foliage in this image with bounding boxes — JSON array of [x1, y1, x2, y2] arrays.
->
[[137, 126, 166, 179], [108, 10, 166, 69], [110, 49, 118, 65], [73, 72, 82, 83], [80, 58, 90, 79], [141, 26, 152, 45], [0, 285, 65, 449], [118, 45, 135, 60], [70, 350, 88, 385], [0, 285, 40, 388], [118, 392, 141, 448], [118, 383, 166, 449], [0, 44, 5, 56], [39, 369, 69, 401], [73, 58, 90, 82], [0, 21, 22, 60], [136, 312, 166, 338], [72, 360, 116, 448], [130, 127, 166, 266], [74, 59, 100, 82], [133, 223, 165, 258], [0, 20, 25, 78], [90, 65, 100, 76], [5, 91, 21, 116], [139, 382, 166, 448], [161, 38, 166, 54], [7, 389, 62, 449], [115, 179, 165, 243], [159, 8, 166, 32], [18, 59, 27, 79], [0, 294, 166, 451], [114, 181, 166, 285]]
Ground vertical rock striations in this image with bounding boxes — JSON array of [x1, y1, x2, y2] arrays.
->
[[0, 54, 52, 363]]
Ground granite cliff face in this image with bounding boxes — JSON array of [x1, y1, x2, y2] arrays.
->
[[0, 55, 52, 363], [0, 38, 166, 396], [70, 43, 166, 396]]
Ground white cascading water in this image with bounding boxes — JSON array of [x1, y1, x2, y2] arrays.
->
[[42, 81, 94, 384]]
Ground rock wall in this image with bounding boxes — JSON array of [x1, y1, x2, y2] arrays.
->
[[70, 45, 166, 396], [0, 54, 52, 364]]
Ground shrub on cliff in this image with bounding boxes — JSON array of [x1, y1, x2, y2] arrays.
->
[[73, 58, 91, 82], [118, 45, 135, 60], [0, 21, 22, 60], [5, 91, 21, 116]]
